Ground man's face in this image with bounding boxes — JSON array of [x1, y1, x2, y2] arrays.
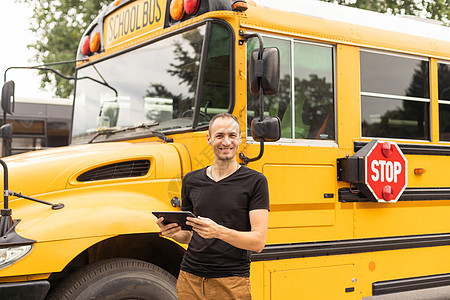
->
[[207, 117, 242, 162]]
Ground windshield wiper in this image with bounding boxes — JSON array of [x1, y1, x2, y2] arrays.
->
[[88, 128, 117, 143], [88, 123, 173, 143], [151, 131, 174, 143]]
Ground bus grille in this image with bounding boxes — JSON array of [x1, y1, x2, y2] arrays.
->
[[77, 160, 151, 182]]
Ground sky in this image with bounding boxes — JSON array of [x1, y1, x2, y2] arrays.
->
[[0, 0, 54, 99]]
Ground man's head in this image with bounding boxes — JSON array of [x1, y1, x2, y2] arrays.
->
[[207, 113, 242, 162], [208, 113, 241, 136]]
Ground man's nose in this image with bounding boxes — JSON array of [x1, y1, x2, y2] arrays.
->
[[222, 135, 231, 145]]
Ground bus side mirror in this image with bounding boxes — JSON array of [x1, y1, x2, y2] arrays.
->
[[251, 116, 281, 142], [1, 81, 15, 115], [249, 47, 280, 96], [240, 42, 281, 165], [1, 124, 13, 142]]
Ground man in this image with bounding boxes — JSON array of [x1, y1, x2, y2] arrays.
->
[[156, 113, 269, 300]]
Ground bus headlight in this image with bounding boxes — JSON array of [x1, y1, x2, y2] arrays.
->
[[0, 245, 32, 270]]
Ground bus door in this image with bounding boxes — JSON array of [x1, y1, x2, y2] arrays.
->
[[246, 34, 339, 232], [245, 33, 360, 299]]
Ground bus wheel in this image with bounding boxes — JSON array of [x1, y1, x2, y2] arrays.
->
[[46, 258, 177, 300]]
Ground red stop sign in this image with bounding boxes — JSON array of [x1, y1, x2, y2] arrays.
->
[[365, 141, 407, 202]]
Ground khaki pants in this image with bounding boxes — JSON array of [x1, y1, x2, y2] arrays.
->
[[176, 270, 252, 300]]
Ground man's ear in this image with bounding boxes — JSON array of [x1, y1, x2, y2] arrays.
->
[[207, 133, 212, 145]]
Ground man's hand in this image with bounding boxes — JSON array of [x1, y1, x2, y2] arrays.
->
[[186, 216, 223, 239], [156, 217, 182, 238], [156, 217, 193, 244], [187, 209, 268, 253]]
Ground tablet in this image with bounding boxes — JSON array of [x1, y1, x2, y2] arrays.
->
[[152, 211, 196, 231]]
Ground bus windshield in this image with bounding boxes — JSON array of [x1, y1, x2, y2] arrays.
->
[[72, 22, 231, 144]]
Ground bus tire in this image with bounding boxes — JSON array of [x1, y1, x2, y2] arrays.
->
[[46, 258, 177, 300]]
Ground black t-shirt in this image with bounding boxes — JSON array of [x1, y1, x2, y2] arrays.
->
[[180, 165, 269, 278]]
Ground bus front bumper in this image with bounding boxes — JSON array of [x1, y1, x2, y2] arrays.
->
[[0, 280, 50, 300]]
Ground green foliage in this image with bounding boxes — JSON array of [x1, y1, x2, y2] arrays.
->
[[22, 0, 449, 98], [321, 0, 450, 24], [18, 0, 110, 98]]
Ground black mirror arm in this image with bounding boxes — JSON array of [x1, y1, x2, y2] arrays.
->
[[239, 138, 265, 166], [0, 160, 10, 210], [77, 76, 118, 98], [2, 59, 120, 98], [239, 31, 264, 59], [239, 31, 266, 119], [0, 159, 12, 235], [3, 58, 88, 82], [6, 66, 74, 83], [0, 159, 64, 211], [11, 192, 64, 210], [4, 67, 118, 99]]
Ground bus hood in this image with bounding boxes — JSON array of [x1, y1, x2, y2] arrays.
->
[[0, 141, 189, 243], [2, 141, 185, 197]]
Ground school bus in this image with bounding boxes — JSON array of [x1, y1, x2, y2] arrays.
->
[[0, 0, 449, 299], [0, 97, 72, 156]]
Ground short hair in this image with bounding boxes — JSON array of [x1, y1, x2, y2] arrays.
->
[[208, 113, 241, 136]]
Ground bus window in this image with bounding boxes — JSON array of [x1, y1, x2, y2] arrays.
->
[[72, 25, 207, 144], [197, 23, 231, 126], [247, 37, 335, 141], [247, 36, 291, 138], [72, 22, 232, 144], [292, 42, 334, 140], [360, 50, 430, 140], [438, 61, 450, 141]]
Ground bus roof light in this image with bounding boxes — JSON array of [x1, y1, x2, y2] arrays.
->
[[232, 1, 248, 12], [184, 0, 200, 15], [89, 32, 101, 53], [81, 36, 91, 56], [170, 0, 185, 21]]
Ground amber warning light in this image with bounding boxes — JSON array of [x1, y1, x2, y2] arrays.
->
[[170, 0, 201, 21], [81, 32, 101, 56], [414, 168, 426, 175], [232, 0, 248, 12]]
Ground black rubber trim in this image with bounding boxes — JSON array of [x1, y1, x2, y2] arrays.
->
[[0, 280, 50, 300], [373, 273, 450, 296], [251, 233, 450, 262], [339, 187, 450, 202], [354, 141, 450, 156]]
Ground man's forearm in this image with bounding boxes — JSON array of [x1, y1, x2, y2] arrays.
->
[[217, 226, 266, 253], [187, 210, 268, 252]]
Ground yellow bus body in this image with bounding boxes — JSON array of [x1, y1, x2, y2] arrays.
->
[[1, 0, 450, 299]]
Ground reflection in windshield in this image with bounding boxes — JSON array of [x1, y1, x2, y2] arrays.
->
[[72, 26, 206, 144]]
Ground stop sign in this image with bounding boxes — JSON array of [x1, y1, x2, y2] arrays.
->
[[365, 141, 407, 202]]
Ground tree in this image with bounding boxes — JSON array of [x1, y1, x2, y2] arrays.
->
[[23, 0, 449, 98], [321, 0, 450, 24], [18, 0, 110, 98]]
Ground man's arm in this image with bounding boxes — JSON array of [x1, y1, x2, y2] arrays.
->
[[186, 209, 268, 253], [156, 217, 193, 244]]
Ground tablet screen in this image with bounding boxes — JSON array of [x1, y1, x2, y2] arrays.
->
[[152, 211, 196, 231]]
